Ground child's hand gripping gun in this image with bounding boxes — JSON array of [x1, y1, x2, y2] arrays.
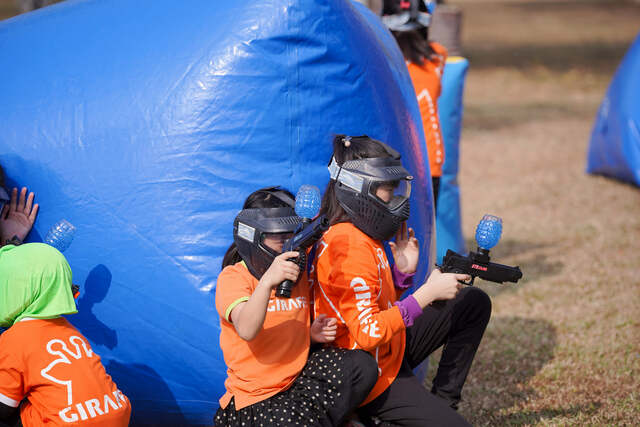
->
[[276, 185, 329, 298], [438, 215, 523, 286]]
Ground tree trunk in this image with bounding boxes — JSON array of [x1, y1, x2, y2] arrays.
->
[[15, 0, 53, 14], [430, 4, 464, 56]]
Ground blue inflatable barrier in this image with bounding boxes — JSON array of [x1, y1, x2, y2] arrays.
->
[[0, 0, 433, 424], [436, 58, 469, 262], [587, 32, 640, 187], [349, 1, 437, 273]]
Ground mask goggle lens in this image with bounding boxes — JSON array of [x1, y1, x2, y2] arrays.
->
[[261, 232, 294, 253], [370, 179, 411, 206]]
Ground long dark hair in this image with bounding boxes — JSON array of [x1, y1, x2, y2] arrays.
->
[[221, 187, 295, 270], [393, 29, 434, 66], [319, 135, 393, 225]]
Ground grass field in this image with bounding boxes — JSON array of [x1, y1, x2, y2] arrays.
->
[[425, 1, 640, 425], [2, 0, 638, 425]]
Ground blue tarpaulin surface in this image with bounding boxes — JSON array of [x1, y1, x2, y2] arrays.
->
[[587, 32, 640, 188], [436, 58, 468, 262], [0, 0, 435, 424]]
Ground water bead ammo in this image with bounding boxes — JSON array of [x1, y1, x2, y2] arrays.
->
[[475, 214, 502, 250], [44, 219, 76, 253], [295, 185, 322, 219]]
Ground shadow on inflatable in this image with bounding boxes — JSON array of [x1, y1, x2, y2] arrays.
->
[[71, 265, 118, 349], [104, 361, 189, 427]]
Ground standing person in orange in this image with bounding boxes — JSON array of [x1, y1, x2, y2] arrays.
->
[[0, 243, 131, 427], [214, 187, 377, 427], [383, 0, 447, 211], [313, 135, 491, 426]]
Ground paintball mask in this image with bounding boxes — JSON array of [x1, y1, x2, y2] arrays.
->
[[382, 0, 435, 32], [329, 141, 412, 241], [233, 207, 303, 280]]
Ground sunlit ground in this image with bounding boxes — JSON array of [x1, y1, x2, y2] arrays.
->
[[426, 1, 640, 425]]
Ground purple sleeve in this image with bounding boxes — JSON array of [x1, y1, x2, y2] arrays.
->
[[392, 263, 415, 290], [394, 295, 423, 327]]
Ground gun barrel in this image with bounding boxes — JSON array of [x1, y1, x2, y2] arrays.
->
[[288, 216, 329, 249], [478, 262, 523, 283], [440, 249, 522, 285], [277, 215, 329, 298]]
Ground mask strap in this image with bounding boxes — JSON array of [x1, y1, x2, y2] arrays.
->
[[328, 156, 341, 180], [328, 157, 364, 192], [270, 190, 295, 208], [257, 186, 295, 208]]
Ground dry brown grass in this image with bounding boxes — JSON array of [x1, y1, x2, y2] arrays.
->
[[0, 0, 63, 20], [0, 0, 18, 20], [427, 0, 640, 425]]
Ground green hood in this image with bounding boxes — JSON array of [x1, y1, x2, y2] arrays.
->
[[0, 243, 77, 327]]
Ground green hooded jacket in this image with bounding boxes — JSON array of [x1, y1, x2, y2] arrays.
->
[[0, 243, 77, 327]]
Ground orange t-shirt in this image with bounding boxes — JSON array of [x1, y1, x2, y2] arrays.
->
[[0, 318, 131, 427], [407, 41, 448, 178], [312, 222, 406, 405], [215, 262, 311, 410]]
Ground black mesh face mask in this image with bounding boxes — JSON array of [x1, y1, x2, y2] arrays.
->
[[233, 207, 302, 279], [328, 144, 413, 241]]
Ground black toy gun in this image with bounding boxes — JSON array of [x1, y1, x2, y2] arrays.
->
[[438, 215, 522, 286], [439, 249, 522, 286], [276, 214, 329, 298], [275, 185, 329, 298]]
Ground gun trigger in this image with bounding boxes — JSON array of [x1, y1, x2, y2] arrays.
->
[[458, 277, 474, 287]]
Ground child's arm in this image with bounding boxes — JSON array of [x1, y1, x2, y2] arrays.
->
[[411, 268, 470, 308], [318, 232, 471, 351], [317, 234, 407, 351], [230, 251, 300, 341]]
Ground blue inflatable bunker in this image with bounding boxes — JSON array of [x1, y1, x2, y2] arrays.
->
[[587, 32, 640, 187], [436, 58, 468, 262], [0, 0, 434, 424]]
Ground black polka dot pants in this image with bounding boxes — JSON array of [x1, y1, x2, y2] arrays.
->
[[214, 347, 378, 427]]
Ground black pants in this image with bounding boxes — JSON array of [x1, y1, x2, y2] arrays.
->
[[215, 347, 378, 426], [0, 416, 21, 427], [325, 348, 379, 425], [432, 177, 441, 214], [0, 401, 22, 427], [358, 287, 492, 426]]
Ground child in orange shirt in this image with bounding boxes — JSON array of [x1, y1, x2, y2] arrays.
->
[[0, 243, 131, 427], [214, 187, 377, 427], [313, 135, 491, 426], [383, 0, 447, 211]]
